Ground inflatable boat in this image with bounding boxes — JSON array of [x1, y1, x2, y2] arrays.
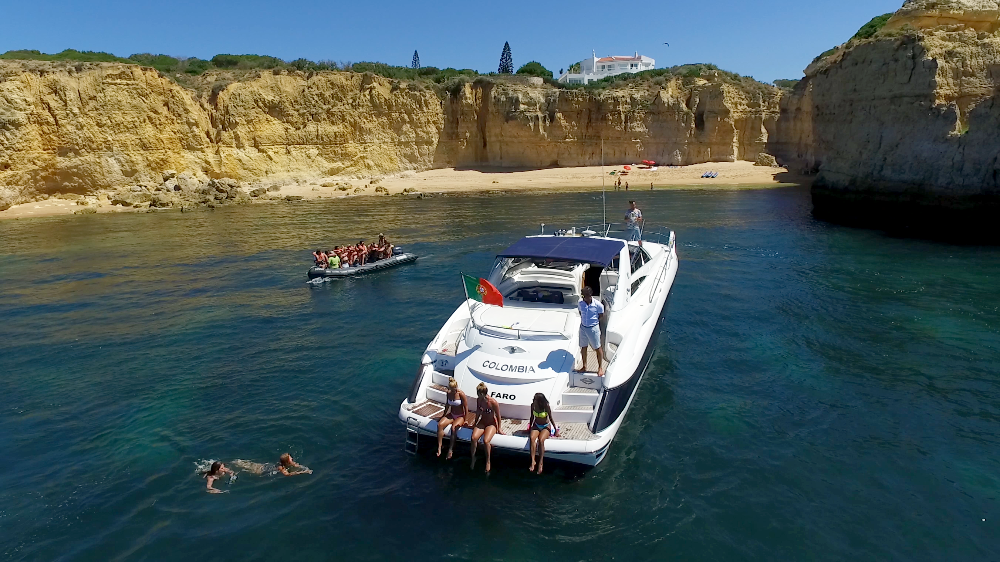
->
[[308, 249, 418, 279]]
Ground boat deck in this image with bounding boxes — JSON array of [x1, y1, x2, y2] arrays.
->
[[404, 400, 598, 441], [574, 346, 611, 374]]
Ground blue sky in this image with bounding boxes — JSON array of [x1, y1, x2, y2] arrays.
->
[[2, 0, 904, 83]]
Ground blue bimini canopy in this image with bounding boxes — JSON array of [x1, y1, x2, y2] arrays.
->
[[498, 236, 625, 266]]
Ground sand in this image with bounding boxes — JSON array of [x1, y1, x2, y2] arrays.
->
[[0, 162, 803, 221]]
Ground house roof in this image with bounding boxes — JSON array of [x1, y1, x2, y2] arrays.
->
[[596, 56, 643, 62]]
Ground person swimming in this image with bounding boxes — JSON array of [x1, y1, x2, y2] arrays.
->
[[201, 461, 234, 493], [230, 453, 313, 476]]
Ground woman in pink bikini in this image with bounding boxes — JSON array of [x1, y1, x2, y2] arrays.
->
[[470, 383, 502, 473]]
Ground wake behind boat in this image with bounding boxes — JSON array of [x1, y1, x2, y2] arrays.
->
[[398, 227, 677, 467]]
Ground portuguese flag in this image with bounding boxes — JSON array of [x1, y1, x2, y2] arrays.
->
[[463, 274, 503, 307]]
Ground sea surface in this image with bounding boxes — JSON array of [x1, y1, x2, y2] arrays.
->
[[1, 187, 998, 561]]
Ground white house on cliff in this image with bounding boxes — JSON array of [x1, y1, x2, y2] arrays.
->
[[558, 51, 655, 85]]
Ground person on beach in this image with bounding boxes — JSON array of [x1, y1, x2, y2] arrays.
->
[[202, 461, 234, 493], [230, 454, 313, 476], [578, 286, 605, 376], [625, 181, 629, 191], [650, 182, 654, 191], [470, 383, 502, 473], [436, 377, 469, 459], [313, 249, 328, 268], [625, 200, 643, 241], [527, 393, 556, 475]]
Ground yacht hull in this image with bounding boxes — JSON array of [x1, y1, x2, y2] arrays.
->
[[397, 297, 669, 467]]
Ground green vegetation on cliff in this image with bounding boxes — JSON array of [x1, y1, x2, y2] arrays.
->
[[812, 12, 897, 63], [0, 49, 774, 96], [0, 49, 133, 64], [852, 13, 894, 40], [516, 61, 553, 79], [567, 63, 775, 95]]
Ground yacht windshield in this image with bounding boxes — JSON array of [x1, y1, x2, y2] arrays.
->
[[488, 257, 589, 307]]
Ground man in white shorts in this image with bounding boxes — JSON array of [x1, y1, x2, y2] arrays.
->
[[578, 286, 605, 376]]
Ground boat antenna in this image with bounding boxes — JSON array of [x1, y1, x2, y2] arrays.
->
[[601, 137, 606, 234]]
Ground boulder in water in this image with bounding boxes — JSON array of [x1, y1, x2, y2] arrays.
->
[[754, 153, 779, 167], [110, 190, 152, 206]]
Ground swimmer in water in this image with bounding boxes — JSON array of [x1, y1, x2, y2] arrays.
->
[[230, 453, 313, 476], [202, 461, 234, 493]]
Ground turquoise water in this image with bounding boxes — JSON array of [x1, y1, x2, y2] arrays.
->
[[1, 188, 997, 560]]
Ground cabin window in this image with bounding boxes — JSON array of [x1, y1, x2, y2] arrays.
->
[[631, 276, 646, 294], [629, 246, 650, 273]]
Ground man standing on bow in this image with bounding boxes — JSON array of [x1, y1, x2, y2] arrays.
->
[[625, 200, 643, 241]]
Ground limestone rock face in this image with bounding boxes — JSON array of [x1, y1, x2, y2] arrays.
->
[[769, 9, 1000, 235], [754, 153, 779, 167], [0, 62, 215, 194], [0, 61, 781, 202], [212, 72, 445, 178], [886, 0, 1000, 32], [771, 30, 1000, 200], [436, 78, 780, 168]]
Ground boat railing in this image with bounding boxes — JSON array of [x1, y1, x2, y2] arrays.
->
[[469, 301, 570, 341], [476, 322, 570, 341], [648, 231, 675, 303], [546, 222, 674, 246]]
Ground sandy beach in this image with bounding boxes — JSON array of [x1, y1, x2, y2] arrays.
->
[[0, 162, 803, 221]]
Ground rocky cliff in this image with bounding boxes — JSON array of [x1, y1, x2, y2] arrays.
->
[[437, 78, 779, 169], [0, 60, 781, 209], [769, 0, 1000, 237]]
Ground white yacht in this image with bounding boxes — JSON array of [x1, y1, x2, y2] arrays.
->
[[398, 229, 678, 466]]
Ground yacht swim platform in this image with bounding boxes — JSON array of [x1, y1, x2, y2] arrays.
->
[[404, 399, 600, 441]]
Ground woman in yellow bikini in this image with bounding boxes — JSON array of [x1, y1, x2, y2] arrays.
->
[[527, 393, 556, 474]]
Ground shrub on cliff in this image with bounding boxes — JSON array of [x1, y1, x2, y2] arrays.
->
[[773, 78, 800, 90], [0, 49, 133, 64], [211, 54, 285, 69], [128, 53, 181, 73], [517, 61, 553, 79], [853, 13, 893, 40]]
